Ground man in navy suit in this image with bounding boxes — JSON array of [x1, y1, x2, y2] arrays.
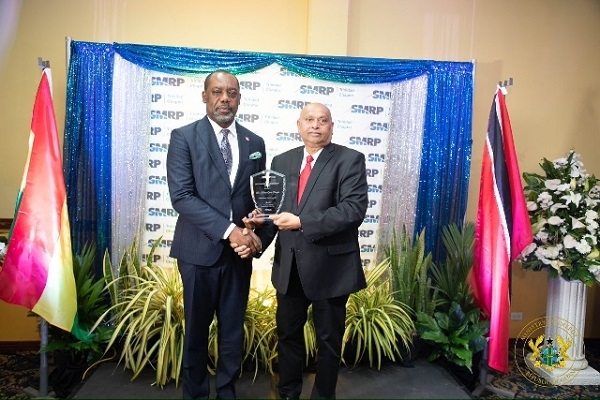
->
[[167, 70, 266, 400], [238, 103, 368, 399]]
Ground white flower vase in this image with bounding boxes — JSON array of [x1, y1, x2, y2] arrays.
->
[[533, 274, 600, 384]]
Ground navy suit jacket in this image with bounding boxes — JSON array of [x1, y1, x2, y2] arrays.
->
[[259, 143, 368, 300], [167, 116, 266, 266]]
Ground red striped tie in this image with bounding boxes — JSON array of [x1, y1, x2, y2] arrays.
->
[[297, 155, 313, 204]]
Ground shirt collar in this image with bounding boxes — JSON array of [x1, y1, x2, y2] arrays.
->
[[304, 148, 323, 162], [207, 117, 237, 138]]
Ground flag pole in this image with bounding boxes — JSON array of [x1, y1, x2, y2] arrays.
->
[[23, 58, 53, 400], [23, 317, 51, 398], [38, 58, 51, 399], [471, 78, 517, 399], [39, 318, 49, 397]]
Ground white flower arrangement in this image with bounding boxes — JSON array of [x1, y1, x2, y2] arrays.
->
[[518, 150, 600, 285]]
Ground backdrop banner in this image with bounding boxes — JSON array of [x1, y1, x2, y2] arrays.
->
[[64, 40, 474, 277], [144, 63, 393, 271]]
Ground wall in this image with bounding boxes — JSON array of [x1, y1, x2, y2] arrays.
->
[[0, 0, 599, 341]]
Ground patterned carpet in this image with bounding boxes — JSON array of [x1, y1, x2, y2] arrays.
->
[[2, 342, 600, 399], [477, 340, 600, 399], [0, 350, 40, 399]]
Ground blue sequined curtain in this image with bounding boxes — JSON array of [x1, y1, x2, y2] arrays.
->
[[64, 42, 114, 267], [64, 40, 473, 270], [416, 64, 474, 260]]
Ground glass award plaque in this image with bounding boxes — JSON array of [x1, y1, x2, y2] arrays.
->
[[250, 170, 286, 219]]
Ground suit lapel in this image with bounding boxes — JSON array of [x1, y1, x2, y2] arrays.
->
[[297, 143, 335, 209], [289, 148, 303, 210], [233, 123, 250, 188], [196, 117, 231, 188]]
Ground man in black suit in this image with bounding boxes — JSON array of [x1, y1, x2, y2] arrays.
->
[[238, 102, 368, 399], [167, 70, 265, 400]]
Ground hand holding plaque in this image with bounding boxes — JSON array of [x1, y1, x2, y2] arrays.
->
[[250, 170, 286, 220]]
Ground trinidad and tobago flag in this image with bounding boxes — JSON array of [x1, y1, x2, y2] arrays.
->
[[469, 87, 533, 374]]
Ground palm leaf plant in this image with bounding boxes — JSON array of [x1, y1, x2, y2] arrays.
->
[[241, 287, 278, 378], [342, 258, 415, 369], [416, 221, 489, 376], [96, 239, 286, 386], [44, 242, 114, 364], [384, 226, 438, 319], [429, 222, 475, 312], [303, 305, 317, 367], [92, 240, 185, 388]]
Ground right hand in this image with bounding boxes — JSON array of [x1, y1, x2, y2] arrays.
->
[[228, 226, 262, 258]]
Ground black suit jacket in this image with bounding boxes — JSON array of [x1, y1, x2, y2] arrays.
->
[[260, 143, 368, 300], [167, 116, 266, 266]]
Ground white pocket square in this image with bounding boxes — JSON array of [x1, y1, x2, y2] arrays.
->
[[249, 152, 263, 160]]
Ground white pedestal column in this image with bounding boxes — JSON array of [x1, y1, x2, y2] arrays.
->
[[526, 276, 600, 385]]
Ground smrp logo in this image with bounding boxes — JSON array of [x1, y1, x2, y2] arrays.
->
[[359, 229, 374, 238], [150, 127, 162, 136], [145, 223, 162, 232], [236, 114, 259, 123], [367, 153, 385, 162], [148, 175, 168, 185], [348, 137, 382, 146], [142, 253, 162, 263], [370, 122, 389, 132], [147, 238, 173, 248], [279, 67, 300, 77], [515, 316, 582, 386], [240, 81, 261, 90], [360, 244, 375, 253], [276, 132, 302, 142], [149, 142, 168, 152], [152, 76, 185, 86], [372, 90, 391, 100], [368, 184, 383, 193], [151, 110, 184, 120], [278, 100, 311, 109], [299, 85, 334, 95], [148, 207, 178, 217], [363, 214, 379, 224], [351, 105, 384, 115]]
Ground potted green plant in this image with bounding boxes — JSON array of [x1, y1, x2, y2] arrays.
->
[[240, 286, 278, 379], [342, 258, 415, 369], [96, 240, 285, 386], [416, 301, 488, 374], [382, 225, 438, 365], [93, 239, 185, 387], [416, 221, 488, 390], [429, 222, 475, 312], [43, 243, 114, 397]]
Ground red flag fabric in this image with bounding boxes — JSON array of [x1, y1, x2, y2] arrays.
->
[[0, 69, 77, 332], [470, 88, 533, 373]]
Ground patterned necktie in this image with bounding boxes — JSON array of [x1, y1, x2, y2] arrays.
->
[[220, 128, 233, 175], [297, 154, 314, 204]]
